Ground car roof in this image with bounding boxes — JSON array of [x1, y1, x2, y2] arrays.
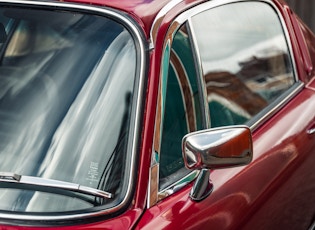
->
[[62, 0, 177, 37]]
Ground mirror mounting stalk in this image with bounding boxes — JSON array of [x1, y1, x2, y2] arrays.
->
[[182, 126, 253, 201]]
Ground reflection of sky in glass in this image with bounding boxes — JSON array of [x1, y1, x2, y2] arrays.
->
[[27, 31, 136, 212], [0, 66, 58, 174], [192, 2, 288, 74], [203, 35, 288, 74], [37, 31, 135, 187]]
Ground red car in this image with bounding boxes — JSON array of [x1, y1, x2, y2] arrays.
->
[[0, 0, 314, 229]]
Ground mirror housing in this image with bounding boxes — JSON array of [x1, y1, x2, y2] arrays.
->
[[182, 125, 253, 170], [182, 126, 253, 201]]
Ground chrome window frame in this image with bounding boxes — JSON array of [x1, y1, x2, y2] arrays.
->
[[150, 0, 302, 207], [0, 0, 147, 222]]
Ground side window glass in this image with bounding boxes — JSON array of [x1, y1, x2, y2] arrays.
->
[[159, 24, 203, 189], [191, 2, 295, 127]]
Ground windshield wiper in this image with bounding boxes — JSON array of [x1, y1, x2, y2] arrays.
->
[[0, 172, 113, 199]]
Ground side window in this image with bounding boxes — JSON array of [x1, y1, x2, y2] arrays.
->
[[159, 24, 203, 189], [190, 2, 295, 127]]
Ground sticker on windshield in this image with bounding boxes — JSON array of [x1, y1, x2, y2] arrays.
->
[[87, 161, 99, 184]]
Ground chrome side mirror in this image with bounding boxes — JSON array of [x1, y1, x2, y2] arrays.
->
[[182, 126, 253, 201]]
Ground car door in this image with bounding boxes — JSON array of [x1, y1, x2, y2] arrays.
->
[[137, 0, 315, 229]]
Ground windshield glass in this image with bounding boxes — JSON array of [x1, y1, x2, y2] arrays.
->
[[0, 6, 137, 213]]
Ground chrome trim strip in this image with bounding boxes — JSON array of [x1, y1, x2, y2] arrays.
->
[[308, 219, 315, 230], [158, 0, 299, 81], [249, 82, 304, 131], [187, 18, 211, 128], [149, 0, 207, 48], [0, 0, 147, 222], [307, 128, 315, 135], [150, 0, 183, 47], [154, 0, 302, 202]]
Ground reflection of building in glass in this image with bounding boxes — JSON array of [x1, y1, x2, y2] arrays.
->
[[238, 52, 294, 101], [205, 51, 294, 128], [205, 71, 267, 127]]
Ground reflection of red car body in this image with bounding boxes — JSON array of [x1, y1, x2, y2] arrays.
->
[[0, 0, 315, 229]]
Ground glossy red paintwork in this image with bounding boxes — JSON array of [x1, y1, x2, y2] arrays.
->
[[137, 88, 315, 229], [137, 1, 315, 228], [0, 209, 142, 230], [1, 0, 315, 229]]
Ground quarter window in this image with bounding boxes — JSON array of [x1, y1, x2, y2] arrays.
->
[[159, 24, 203, 189]]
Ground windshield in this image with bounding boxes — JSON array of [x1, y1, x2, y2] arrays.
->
[[0, 6, 138, 213]]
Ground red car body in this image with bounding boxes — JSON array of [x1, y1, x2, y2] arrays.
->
[[0, 0, 315, 229]]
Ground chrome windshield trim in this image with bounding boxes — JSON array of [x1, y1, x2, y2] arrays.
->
[[150, 0, 183, 47], [153, 0, 301, 203], [150, 0, 206, 48], [0, 172, 113, 199], [0, 0, 147, 222]]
